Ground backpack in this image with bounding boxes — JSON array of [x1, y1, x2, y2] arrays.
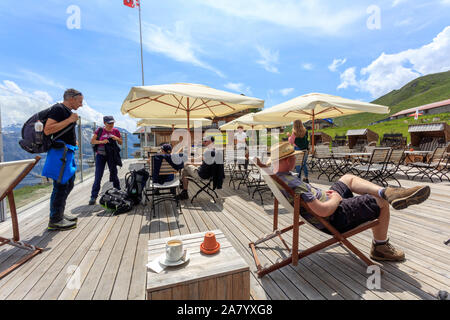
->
[[92, 127, 103, 154], [99, 188, 133, 214], [19, 106, 75, 154], [125, 169, 150, 205]]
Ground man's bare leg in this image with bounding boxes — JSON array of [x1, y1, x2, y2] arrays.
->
[[338, 174, 383, 197], [339, 174, 390, 240]]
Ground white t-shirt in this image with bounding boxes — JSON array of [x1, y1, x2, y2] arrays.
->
[[234, 131, 247, 149]]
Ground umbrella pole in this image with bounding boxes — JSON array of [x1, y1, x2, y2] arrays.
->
[[311, 111, 315, 154]]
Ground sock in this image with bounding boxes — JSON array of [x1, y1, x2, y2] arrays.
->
[[378, 188, 386, 199], [373, 238, 388, 245]]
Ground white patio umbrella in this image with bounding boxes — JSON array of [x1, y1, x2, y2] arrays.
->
[[253, 93, 390, 151], [219, 112, 288, 130], [137, 118, 212, 131], [121, 83, 264, 131]]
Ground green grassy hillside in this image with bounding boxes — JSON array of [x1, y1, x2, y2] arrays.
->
[[333, 70, 450, 127]]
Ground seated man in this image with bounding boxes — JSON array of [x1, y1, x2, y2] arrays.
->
[[177, 136, 224, 200], [269, 142, 430, 262], [150, 144, 184, 184]]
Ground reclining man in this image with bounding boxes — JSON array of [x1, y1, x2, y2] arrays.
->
[[268, 142, 431, 262], [177, 136, 225, 200]]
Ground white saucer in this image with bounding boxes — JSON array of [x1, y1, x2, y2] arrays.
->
[[158, 251, 190, 267]]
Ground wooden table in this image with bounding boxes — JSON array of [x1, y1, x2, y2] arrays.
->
[[404, 150, 432, 164], [147, 229, 250, 300]]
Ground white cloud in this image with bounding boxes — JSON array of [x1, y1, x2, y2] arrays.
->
[[392, 0, 407, 7], [441, 0, 450, 5], [279, 88, 294, 96], [224, 82, 252, 95], [142, 21, 224, 77], [328, 58, 347, 72], [198, 0, 364, 35], [256, 46, 279, 73], [337, 67, 358, 90], [0, 80, 137, 132], [301, 63, 314, 71], [337, 26, 450, 98]]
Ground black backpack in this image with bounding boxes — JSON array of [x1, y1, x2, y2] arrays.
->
[[99, 188, 133, 214], [92, 127, 103, 154], [19, 106, 75, 154], [125, 169, 150, 205]]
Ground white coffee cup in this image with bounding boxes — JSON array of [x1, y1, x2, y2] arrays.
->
[[165, 239, 184, 262]]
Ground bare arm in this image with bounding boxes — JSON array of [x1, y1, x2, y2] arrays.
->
[[44, 113, 78, 136], [306, 192, 342, 218], [110, 135, 123, 145], [91, 134, 108, 145]]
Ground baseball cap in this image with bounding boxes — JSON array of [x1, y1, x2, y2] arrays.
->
[[202, 136, 215, 142], [161, 144, 172, 153], [103, 116, 115, 124]]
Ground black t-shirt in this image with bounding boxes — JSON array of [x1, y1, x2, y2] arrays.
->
[[47, 103, 77, 146]]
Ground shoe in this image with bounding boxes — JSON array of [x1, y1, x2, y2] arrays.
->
[[175, 190, 189, 200], [370, 240, 405, 261], [303, 178, 310, 183], [89, 197, 96, 205], [48, 218, 77, 231], [64, 213, 78, 222], [383, 186, 430, 210]]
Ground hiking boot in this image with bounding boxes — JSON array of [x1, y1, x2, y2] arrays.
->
[[64, 213, 78, 222], [48, 218, 77, 231], [175, 190, 189, 200], [370, 240, 405, 262], [89, 197, 96, 205], [383, 185, 430, 210]]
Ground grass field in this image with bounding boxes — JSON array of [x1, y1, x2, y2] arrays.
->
[[320, 113, 450, 144]]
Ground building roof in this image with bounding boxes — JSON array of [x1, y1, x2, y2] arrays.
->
[[346, 129, 367, 136], [408, 123, 446, 132], [391, 99, 450, 117]]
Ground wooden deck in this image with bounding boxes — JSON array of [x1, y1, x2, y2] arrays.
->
[[0, 159, 449, 300]]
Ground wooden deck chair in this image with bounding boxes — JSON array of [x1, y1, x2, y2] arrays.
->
[[249, 158, 379, 278], [0, 156, 43, 279]]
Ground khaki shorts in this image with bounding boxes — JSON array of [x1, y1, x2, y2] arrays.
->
[[182, 164, 198, 179]]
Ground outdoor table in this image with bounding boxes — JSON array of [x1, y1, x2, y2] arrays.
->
[[147, 229, 250, 300], [328, 152, 372, 181], [404, 150, 432, 164]]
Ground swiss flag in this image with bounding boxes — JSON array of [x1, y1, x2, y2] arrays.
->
[[123, 0, 139, 8]]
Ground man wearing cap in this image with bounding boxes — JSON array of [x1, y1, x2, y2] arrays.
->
[[151, 144, 184, 184], [89, 116, 123, 205], [177, 135, 224, 200], [267, 142, 431, 262]]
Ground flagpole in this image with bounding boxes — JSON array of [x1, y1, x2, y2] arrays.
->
[[138, 1, 145, 86]]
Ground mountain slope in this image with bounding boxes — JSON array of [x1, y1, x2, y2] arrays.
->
[[333, 70, 450, 127]]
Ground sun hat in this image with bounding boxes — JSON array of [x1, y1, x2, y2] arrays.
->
[[266, 141, 303, 165]]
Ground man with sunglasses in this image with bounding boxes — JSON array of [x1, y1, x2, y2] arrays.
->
[[44, 89, 83, 231]]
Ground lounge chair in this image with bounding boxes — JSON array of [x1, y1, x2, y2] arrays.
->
[[248, 158, 379, 278], [0, 157, 43, 279]]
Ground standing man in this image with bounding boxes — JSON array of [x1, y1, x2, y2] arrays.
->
[[44, 89, 83, 231], [89, 116, 123, 205]]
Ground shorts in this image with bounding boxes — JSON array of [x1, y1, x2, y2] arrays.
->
[[181, 164, 198, 180], [325, 181, 380, 234]]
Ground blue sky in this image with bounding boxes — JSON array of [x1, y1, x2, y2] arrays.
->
[[0, 0, 449, 131]]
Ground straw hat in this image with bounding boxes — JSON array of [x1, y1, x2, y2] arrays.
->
[[266, 142, 303, 165]]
